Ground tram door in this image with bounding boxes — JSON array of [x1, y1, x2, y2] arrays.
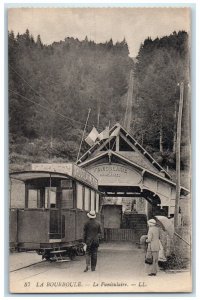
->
[[48, 179, 73, 240], [47, 187, 63, 240]]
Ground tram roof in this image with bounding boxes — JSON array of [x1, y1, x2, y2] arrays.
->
[[10, 163, 98, 190], [10, 171, 70, 181]]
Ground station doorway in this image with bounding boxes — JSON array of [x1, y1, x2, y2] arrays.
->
[[99, 185, 164, 242]]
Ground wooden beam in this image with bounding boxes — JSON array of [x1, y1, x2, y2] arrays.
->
[[25, 185, 29, 208], [96, 136, 114, 152], [116, 135, 119, 151], [78, 141, 100, 163], [120, 132, 136, 150]]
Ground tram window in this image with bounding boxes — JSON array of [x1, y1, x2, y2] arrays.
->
[[45, 188, 57, 208], [91, 190, 95, 211], [76, 183, 83, 209], [28, 189, 39, 208], [10, 180, 25, 208], [84, 188, 90, 211], [62, 189, 74, 209], [96, 193, 99, 213]]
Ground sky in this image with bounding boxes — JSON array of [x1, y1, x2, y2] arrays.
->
[[8, 7, 191, 57]]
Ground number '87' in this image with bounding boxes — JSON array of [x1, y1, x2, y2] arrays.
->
[[24, 282, 30, 287]]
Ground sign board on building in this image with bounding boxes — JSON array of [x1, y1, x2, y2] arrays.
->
[[88, 164, 142, 186]]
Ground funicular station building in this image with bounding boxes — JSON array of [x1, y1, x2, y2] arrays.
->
[[77, 123, 190, 242]]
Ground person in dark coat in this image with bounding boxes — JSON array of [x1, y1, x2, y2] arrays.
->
[[146, 219, 160, 276], [83, 210, 102, 272]]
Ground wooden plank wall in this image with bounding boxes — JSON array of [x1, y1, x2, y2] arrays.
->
[[104, 228, 138, 241], [61, 210, 76, 242], [18, 210, 49, 243], [9, 209, 18, 246]]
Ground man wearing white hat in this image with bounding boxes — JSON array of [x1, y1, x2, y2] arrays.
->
[[146, 218, 160, 276], [83, 210, 102, 272]]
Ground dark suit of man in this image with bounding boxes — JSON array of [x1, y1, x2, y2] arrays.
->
[[83, 216, 102, 272]]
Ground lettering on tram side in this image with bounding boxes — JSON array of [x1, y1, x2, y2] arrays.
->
[[31, 163, 73, 176], [73, 164, 98, 189]]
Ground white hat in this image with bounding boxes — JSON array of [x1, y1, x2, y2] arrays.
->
[[87, 210, 96, 219], [147, 219, 156, 226]]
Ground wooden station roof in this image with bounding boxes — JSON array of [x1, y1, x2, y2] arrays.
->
[[77, 123, 171, 179]]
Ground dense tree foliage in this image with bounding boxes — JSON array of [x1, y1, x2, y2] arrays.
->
[[9, 30, 132, 165], [132, 31, 190, 170], [8, 30, 190, 177]]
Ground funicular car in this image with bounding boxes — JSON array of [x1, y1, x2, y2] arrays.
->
[[9, 163, 103, 261]]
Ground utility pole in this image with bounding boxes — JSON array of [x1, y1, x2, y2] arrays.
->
[[76, 108, 91, 163], [174, 82, 184, 229]]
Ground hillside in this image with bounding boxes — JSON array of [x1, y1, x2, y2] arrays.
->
[[8, 30, 190, 187]]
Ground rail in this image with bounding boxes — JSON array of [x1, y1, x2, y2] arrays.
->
[[174, 231, 191, 246]]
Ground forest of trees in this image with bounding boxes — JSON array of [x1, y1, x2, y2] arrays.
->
[[133, 31, 190, 170], [8, 30, 190, 177]]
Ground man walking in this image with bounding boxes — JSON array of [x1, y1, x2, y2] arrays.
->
[[83, 210, 102, 272]]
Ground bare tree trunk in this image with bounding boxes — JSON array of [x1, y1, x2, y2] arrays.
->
[[174, 82, 184, 229], [141, 133, 144, 146], [97, 103, 100, 128], [159, 115, 163, 153], [124, 70, 134, 131]]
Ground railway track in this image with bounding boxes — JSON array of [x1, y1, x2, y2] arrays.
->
[[10, 254, 75, 274], [10, 260, 46, 273]]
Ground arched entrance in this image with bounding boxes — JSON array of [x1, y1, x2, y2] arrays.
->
[[78, 158, 188, 241], [77, 123, 189, 242]]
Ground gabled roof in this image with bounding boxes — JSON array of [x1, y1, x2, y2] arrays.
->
[[78, 150, 189, 195], [77, 123, 172, 180]]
